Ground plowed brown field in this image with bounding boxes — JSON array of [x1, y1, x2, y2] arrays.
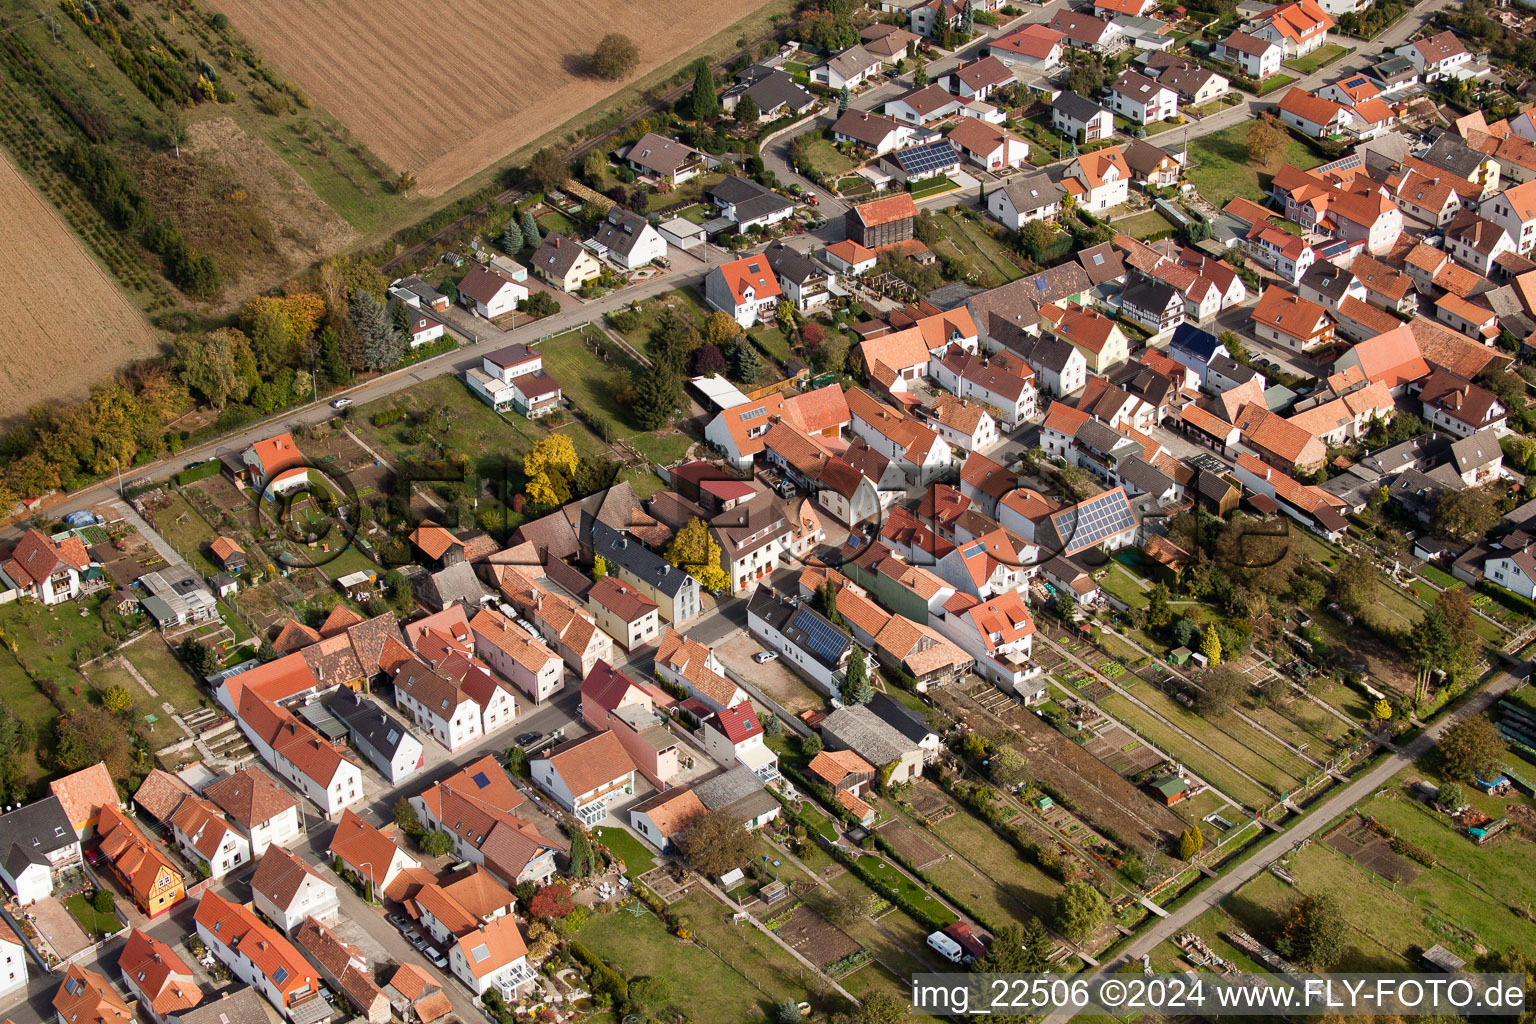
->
[[0, 149, 161, 419], [211, 0, 776, 197]]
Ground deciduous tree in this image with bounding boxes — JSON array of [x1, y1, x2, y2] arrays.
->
[[1195, 665, 1243, 716], [1276, 892, 1347, 970], [523, 434, 580, 508], [1247, 114, 1289, 167], [529, 882, 576, 919], [592, 34, 640, 79], [419, 830, 453, 857], [676, 808, 752, 876], [1433, 485, 1499, 543], [990, 745, 1030, 789], [1440, 714, 1504, 782], [527, 147, 572, 192], [1052, 881, 1108, 943]]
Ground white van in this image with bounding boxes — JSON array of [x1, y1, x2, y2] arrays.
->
[[927, 931, 965, 964]]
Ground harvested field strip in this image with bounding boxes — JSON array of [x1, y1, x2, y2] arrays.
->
[[212, 0, 781, 196], [0, 140, 163, 417], [911, 788, 1059, 921], [1096, 691, 1270, 810]]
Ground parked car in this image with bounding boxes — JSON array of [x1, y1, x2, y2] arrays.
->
[[331, 397, 353, 409], [651, 256, 672, 269], [412, 935, 433, 953], [516, 731, 542, 746], [754, 651, 779, 664], [426, 948, 449, 969], [805, 193, 819, 207], [403, 928, 424, 946], [387, 913, 410, 932]]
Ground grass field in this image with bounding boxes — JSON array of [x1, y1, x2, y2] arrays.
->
[[1282, 43, 1352, 74], [799, 137, 857, 179], [910, 175, 960, 200], [1097, 691, 1272, 811], [0, 147, 162, 421], [579, 893, 811, 1020], [535, 328, 693, 464], [592, 826, 654, 877], [921, 791, 1060, 922], [1111, 209, 1179, 240], [1185, 121, 1323, 211], [211, 0, 782, 196]]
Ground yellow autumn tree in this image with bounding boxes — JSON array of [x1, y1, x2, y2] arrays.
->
[[665, 517, 729, 592], [524, 434, 579, 508], [1200, 627, 1222, 667], [1373, 699, 1393, 721], [237, 293, 325, 349]]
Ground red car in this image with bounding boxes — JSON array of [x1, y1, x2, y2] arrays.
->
[[805, 194, 820, 207]]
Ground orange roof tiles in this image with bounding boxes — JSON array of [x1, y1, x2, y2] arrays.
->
[[716, 255, 782, 305], [537, 730, 635, 797], [851, 193, 918, 228], [50, 763, 119, 831], [195, 892, 316, 1001], [1251, 285, 1332, 341]]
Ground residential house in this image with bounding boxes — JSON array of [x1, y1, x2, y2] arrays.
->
[[294, 918, 390, 1024], [1251, 0, 1333, 58], [939, 55, 1015, 102], [1234, 403, 1328, 474], [410, 756, 559, 887], [1108, 69, 1178, 124], [195, 892, 323, 1022], [831, 110, 914, 155], [699, 703, 779, 783], [1042, 302, 1134, 369], [391, 662, 489, 752], [240, 433, 308, 496], [456, 265, 527, 319], [823, 239, 878, 276], [1122, 138, 1183, 188], [1120, 279, 1185, 334], [1299, 260, 1366, 314], [1216, 31, 1283, 79], [704, 254, 782, 328], [1475, 181, 1536, 255], [119, 930, 200, 1024], [587, 207, 667, 271], [1050, 91, 1115, 143], [629, 788, 706, 852], [1436, 292, 1498, 340], [764, 243, 833, 312], [204, 767, 302, 857], [530, 731, 637, 826], [946, 119, 1030, 171], [325, 690, 425, 785], [412, 876, 537, 1000], [1048, 10, 1126, 52], [50, 763, 119, 840], [1445, 212, 1515, 277], [1418, 369, 1507, 437], [615, 133, 705, 185], [691, 764, 781, 831], [466, 606, 564, 704], [98, 804, 183, 917], [988, 23, 1065, 71], [1063, 146, 1131, 212], [170, 794, 249, 880], [746, 586, 853, 696], [1485, 538, 1536, 599], [846, 387, 954, 484], [811, 44, 884, 90], [529, 234, 601, 293], [932, 350, 1038, 427], [933, 589, 1039, 694], [707, 176, 797, 231], [725, 67, 817, 118], [655, 627, 750, 712], [1144, 54, 1229, 105], [585, 575, 659, 650], [53, 966, 134, 1024], [584, 519, 701, 624], [0, 796, 80, 905], [1395, 29, 1471, 82], [985, 171, 1064, 228], [251, 845, 340, 933], [1250, 285, 1335, 352], [329, 810, 423, 902]]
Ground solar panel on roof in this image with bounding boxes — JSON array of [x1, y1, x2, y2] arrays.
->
[[273, 968, 290, 985], [741, 407, 769, 421], [1054, 490, 1135, 554], [896, 139, 959, 177], [472, 771, 490, 788], [963, 541, 986, 558], [789, 609, 849, 664]]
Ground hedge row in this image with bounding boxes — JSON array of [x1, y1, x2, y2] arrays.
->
[[569, 940, 628, 1006], [175, 460, 221, 486]]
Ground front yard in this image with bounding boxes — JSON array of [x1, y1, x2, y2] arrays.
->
[[1282, 43, 1352, 75]]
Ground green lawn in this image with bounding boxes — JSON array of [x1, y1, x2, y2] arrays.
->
[[910, 175, 960, 200], [856, 855, 957, 925], [120, 636, 212, 715], [1255, 72, 1299, 95], [579, 894, 809, 1020], [1282, 43, 1352, 75], [592, 826, 655, 877], [534, 328, 693, 464], [674, 203, 712, 225], [1112, 210, 1178, 240], [148, 494, 223, 577], [537, 210, 577, 237], [1185, 121, 1323, 211], [748, 325, 795, 368], [65, 894, 121, 938], [916, 786, 1061, 920], [799, 136, 857, 178]]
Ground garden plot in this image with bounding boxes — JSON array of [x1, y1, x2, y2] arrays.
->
[[775, 905, 862, 972], [935, 683, 1184, 850], [1097, 692, 1272, 812], [876, 818, 945, 871], [907, 783, 1062, 920], [1325, 818, 1420, 886], [1081, 718, 1164, 777]]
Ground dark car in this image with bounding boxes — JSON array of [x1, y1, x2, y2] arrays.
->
[[516, 731, 542, 746]]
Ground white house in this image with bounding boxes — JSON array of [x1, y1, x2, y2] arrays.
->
[[1251, 0, 1333, 58], [1215, 31, 1282, 78], [456, 265, 527, 319], [1395, 30, 1471, 82], [0, 928, 23, 1000], [329, 809, 422, 900], [195, 893, 322, 1022], [1484, 180, 1536, 256], [250, 845, 340, 933], [704, 254, 783, 328], [988, 23, 1064, 71], [531, 731, 637, 826], [392, 662, 487, 752], [933, 589, 1040, 694], [811, 44, 884, 89], [204, 767, 302, 858], [170, 795, 250, 880], [1063, 147, 1131, 213], [1486, 539, 1536, 599], [699, 703, 780, 784], [1051, 91, 1114, 142], [1277, 87, 1355, 139], [986, 172, 1064, 228], [587, 207, 668, 270], [0, 796, 80, 905], [746, 586, 852, 697], [1107, 70, 1177, 124], [446, 915, 537, 1001], [946, 119, 1029, 171]]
